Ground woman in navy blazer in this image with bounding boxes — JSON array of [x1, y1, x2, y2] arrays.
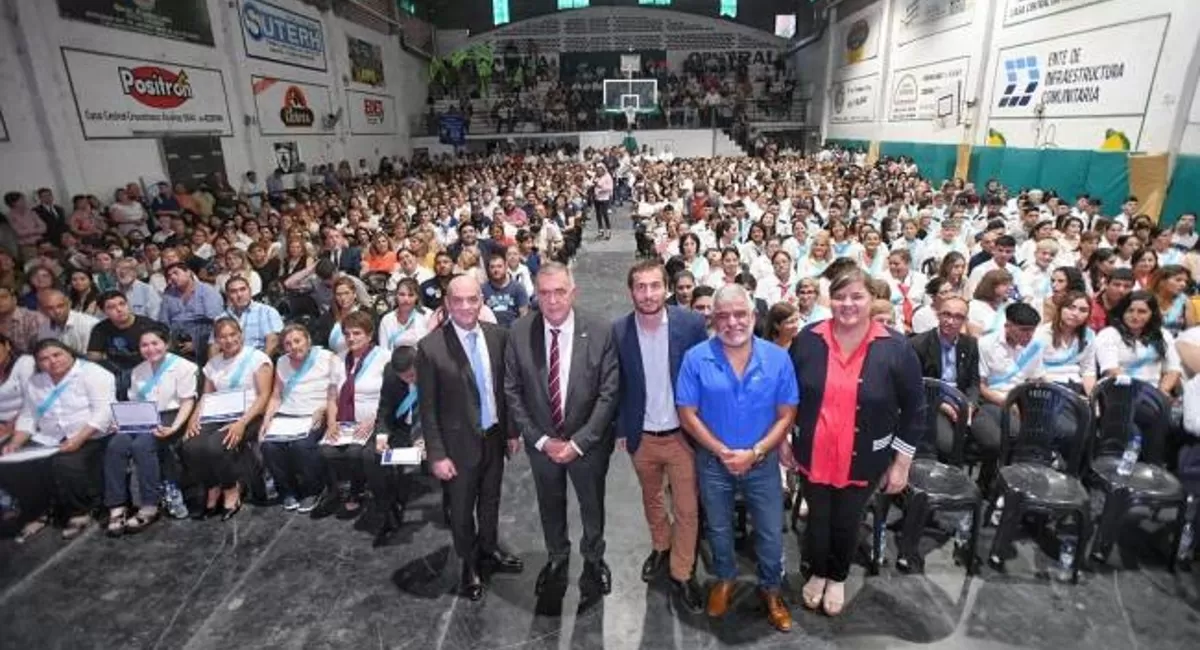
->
[[787, 267, 927, 616]]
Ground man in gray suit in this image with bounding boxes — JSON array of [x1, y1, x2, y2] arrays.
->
[[504, 262, 620, 597]]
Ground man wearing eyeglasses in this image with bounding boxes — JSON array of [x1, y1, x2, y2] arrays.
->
[[676, 284, 799, 632], [910, 296, 980, 459]]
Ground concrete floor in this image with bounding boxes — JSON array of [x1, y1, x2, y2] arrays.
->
[[2, 220, 1199, 649]]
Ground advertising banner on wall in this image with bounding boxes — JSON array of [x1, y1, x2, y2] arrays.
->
[[989, 16, 1167, 121], [665, 50, 780, 73], [347, 91, 396, 135], [347, 36, 385, 87], [438, 115, 467, 146], [836, 3, 883, 67], [251, 76, 334, 135], [889, 56, 970, 121], [57, 0, 214, 46], [1004, 0, 1114, 27], [61, 48, 232, 139], [829, 74, 879, 124], [241, 0, 327, 71], [896, 0, 975, 46]]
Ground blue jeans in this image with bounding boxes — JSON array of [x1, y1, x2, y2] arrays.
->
[[697, 448, 784, 589]]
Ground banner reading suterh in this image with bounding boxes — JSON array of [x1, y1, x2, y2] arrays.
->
[[61, 48, 232, 139], [347, 36, 385, 87], [347, 91, 396, 135], [251, 76, 334, 136], [57, 0, 214, 46], [989, 16, 1167, 120], [241, 0, 327, 71]]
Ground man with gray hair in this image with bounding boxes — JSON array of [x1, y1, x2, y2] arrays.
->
[[675, 283, 799, 632], [37, 289, 98, 355]]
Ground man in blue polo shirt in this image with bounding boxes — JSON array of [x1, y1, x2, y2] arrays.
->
[[220, 276, 283, 356], [676, 284, 799, 633]]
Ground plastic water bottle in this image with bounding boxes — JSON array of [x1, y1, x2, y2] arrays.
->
[[990, 495, 1005, 526], [162, 482, 188, 519], [0, 488, 14, 521], [1178, 495, 1197, 562], [265, 473, 278, 501], [875, 521, 888, 565], [954, 513, 972, 549], [1117, 433, 1142, 477], [1058, 537, 1076, 581]]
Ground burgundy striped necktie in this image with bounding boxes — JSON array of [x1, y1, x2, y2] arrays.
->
[[549, 328, 564, 434]]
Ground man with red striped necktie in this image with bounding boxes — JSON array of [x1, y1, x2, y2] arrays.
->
[[504, 262, 620, 599]]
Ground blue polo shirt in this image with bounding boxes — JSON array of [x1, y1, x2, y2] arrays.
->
[[676, 337, 800, 450]]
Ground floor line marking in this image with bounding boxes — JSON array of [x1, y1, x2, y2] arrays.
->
[[0, 526, 95, 607]]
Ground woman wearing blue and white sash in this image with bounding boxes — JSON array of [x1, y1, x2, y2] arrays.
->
[[315, 277, 373, 356], [260, 325, 342, 514], [378, 278, 429, 352], [798, 232, 833, 279], [182, 318, 272, 521], [1149, 265, 1197, 337], [967, 269, 1014, 339], [828, 219, 862, 261], [1037, 292, 1098, 396], [312, 312, 388, 520], [104, 329, 198, 535], [974, 303, 1047, 459], [856, 227, 888, 278], [1095, 291, 1182, 396], [2, 339, 116, 540], [0, 334, 39, 541]]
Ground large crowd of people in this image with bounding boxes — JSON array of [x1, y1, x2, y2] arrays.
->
[[1, 142, 1198, 633]]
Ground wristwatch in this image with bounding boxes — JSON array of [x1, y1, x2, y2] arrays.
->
[[752, 443, 767, 464]]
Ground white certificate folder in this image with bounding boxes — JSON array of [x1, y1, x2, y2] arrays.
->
[[200, 390, 246, 423], [111, 401, 160, 435]]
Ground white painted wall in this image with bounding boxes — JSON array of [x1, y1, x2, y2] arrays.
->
[[1178, 70, 1200, 155], [0, 0, 428, 200], [806, 0, 1200, 153]]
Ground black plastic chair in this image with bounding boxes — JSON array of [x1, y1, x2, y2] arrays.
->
[[1085, 376, 1186, 569], [986, 381, 1093, 583], [880, 379, 985, 574]]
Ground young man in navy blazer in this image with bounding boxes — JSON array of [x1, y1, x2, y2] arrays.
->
[[613, 260, 708, 612]]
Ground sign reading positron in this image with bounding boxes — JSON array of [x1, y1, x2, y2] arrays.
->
[[347, 36, 385, 87], [990, 17, 1167, 120], [836, 3, 883, 67], [57, 0, 214, 46], [1003, 0, 1114, 27], [251, 76, 334, 135], [347, 91, 396, 135], [241, 0, 326, 71], [61, 48, 232, 139], [890, 57, 970, 121], [896, 0, 975, 46], [829, 74, 879, 124]]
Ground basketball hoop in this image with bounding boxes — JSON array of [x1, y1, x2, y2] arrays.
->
[[623, 106, 637, 130]]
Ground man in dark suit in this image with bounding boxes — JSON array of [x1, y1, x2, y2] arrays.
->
[[320, 226, 362, 276], [33, 187, 66, 245], [613, 260, 707, 612], [504, 262, 620, 597], [909, 295, 980, 459], [420, 275, 523, 601]]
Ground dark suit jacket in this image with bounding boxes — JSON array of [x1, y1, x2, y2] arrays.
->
[[324, 246, 362, 276], [504, 310, 619, 455], [910, 329, 981, 404], [612, 306, 707, 454], [418, 321, 510, 467]]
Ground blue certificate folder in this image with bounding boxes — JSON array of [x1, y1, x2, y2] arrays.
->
[[111, 401, 160, 435]]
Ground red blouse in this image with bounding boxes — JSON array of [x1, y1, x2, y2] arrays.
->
[[801, 320, 890, 488]]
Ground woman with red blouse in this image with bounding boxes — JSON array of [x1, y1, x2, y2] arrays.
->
[[787, 267, 926, 616]]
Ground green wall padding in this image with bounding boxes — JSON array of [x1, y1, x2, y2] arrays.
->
[[1036, 149, 1091, 200], [1084, 152, 1130, 215], [825, 138, 870, 151], [1162, 155, 1200, 226], [968, 147, 1127, 211], [878, 142, 957, 185]]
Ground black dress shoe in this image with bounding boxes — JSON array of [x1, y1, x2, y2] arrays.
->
[[641, 549, 669, 583], [220, 502, 242, 522], [459, 562, 484, 601], [671, 577, 704, 613], [582, 560, 612, 595], [309, 493, 340, 520], [483, 549, 524, 574], [372, 504, 402, 548], [535, 559, 570, 596]]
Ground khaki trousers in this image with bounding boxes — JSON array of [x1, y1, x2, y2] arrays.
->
[[632, 432, 699, 581]]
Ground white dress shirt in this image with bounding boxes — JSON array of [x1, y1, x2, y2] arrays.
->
[[452, 321, 497, 426], [336, 346, 388, 422], [636, 311, 679, 431], [37, 311, 98, 356], [1035, 324, 1096, 386], [379, 309, 430, 351], [0, 355, 35, 423], [204, 348, 272, 403], [536, 311, 582, 455], [16, 360, 116, 445], [1095, 327, 1182, 383], [275, 348, 343, 417], [129, 354, 200, 411], [978, 331, 1046, 395]]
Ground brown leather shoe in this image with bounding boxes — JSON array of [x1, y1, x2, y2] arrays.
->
[[706, 580, 736, 617], [762, 590, 793, 632]]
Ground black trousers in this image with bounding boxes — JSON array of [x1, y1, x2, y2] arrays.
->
[[321, 443, 369, 494], [802, 480, 875, 582], [180, 419, 258, 490], [443, 431, 507, 563], [528, 438, 612, 563], [0, 455, 53, 525], [593, 199, 611, 231], [364, 435, 414, 513], [0, 438, 110, 520], [261, 424, 324, 499]]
